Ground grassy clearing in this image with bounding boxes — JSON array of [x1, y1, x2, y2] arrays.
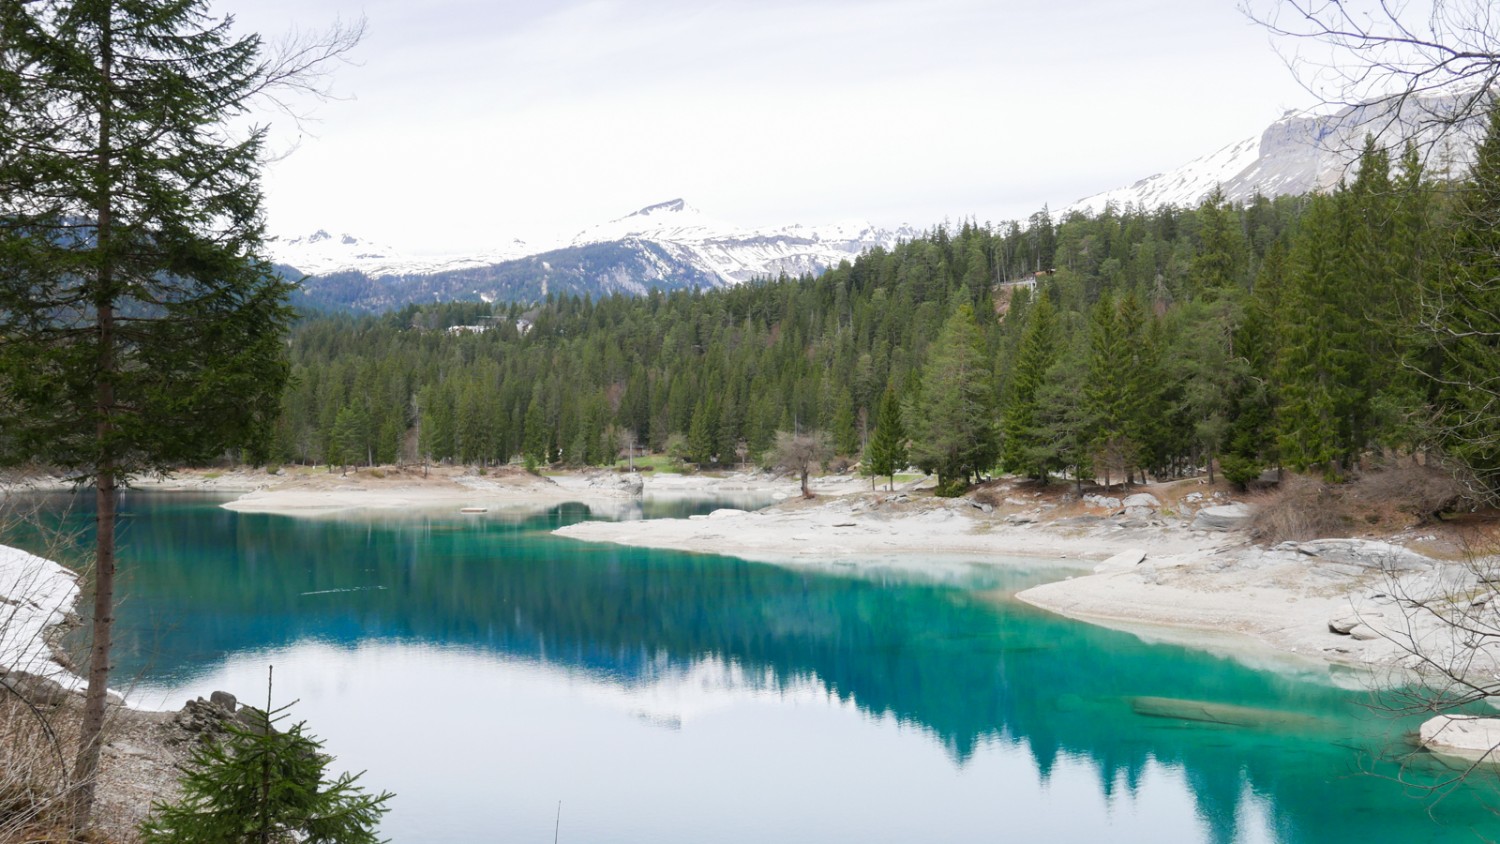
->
[[612, 455, 685, 474]]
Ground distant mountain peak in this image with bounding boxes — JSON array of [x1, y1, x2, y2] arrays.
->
[[629, 198, 693, 217]]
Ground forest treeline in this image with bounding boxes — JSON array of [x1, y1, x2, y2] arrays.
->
[[270, 110, 1500, 498]]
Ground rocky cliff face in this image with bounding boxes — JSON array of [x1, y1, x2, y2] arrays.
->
[[1070, 89, 1486, 213]]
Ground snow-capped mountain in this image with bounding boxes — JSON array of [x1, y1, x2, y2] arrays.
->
[[275, 229, 534, 278], [278, 201, 918, 312], [570, 199, 919, 285], [1069, 89, 1485, 214]]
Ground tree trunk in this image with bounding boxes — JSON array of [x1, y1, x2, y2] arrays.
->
[[800, 468, 812, 499], [73, 22, 115, 828], [72, 466, 116, 828]]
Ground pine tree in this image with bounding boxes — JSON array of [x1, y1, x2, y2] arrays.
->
[[1001, 293, 1059, 480], [1273, 194, 1350, 474], [139, 686, 391, 843], [831, 390, 860, 457], [687, 398, 718, 465], [908, 303, 997, 494], [522, 398, 548, 471], [864, 387, 908, 491], [1190, 186, 1247, 295], [0, 4, 357, 822], [1430, 104, 1500, 492], [1083, 293, 1134, 484]]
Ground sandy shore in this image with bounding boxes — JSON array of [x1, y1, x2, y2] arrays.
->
[[207, 464, 830, 516], [180, 463, 1483, 676], [555, 488, 1227, 568], [12, 466, 1485, 678], [552, 474, 1495, 679]]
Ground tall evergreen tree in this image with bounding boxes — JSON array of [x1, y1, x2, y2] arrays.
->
[[1001, 293, 1059, 480], [0, 2, 357, 824], [908, 303, 996, 493], [1273, 193, 1352, 474], [864, 387, 909, 491], [1429, 105, 1500, 492]]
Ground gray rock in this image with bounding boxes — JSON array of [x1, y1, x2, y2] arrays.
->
[[0, 672, 68, 707], [1328, 616, 1360, 635], [1096, 549, 1147, 572], [1083, 494, 1122, 509], [1348, 623, 1382, 641], [1122, 493, 1160, 509], [1290, 539, 1436, 571], [618, 472, 645, 496], [210, 690, 238, 712], [1192, 503, 1251, 531], [1420, 714, 1500, 759]]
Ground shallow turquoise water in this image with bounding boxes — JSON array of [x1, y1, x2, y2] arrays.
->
[[7, 490, 1499, 843]]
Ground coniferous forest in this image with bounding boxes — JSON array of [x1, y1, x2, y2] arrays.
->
[[270, 113, 1500, 499]]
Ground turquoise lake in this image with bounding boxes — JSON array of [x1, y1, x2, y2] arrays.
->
[[6, 490, 1500, 843]]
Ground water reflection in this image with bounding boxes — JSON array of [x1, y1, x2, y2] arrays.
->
[[5, 491, 1498, 844]]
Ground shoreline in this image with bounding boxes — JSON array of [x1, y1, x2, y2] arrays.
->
[[7, 466, 1484, 680], [3, 465, 1493, 836]]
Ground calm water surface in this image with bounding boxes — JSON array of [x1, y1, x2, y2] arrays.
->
[[7, 490, 1499, 843]]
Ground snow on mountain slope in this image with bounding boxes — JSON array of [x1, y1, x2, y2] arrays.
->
[[571, 199, 919, 285], [275, 229, 534, 277], [1070, 137, 1261, 215], [1069, 89, 1486, 214], [276, 200, 918, 290]]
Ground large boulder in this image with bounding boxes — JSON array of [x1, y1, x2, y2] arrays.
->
[[1419, 714, 1500, 761], [1193, 503, 1251, 531], [1122, 493, 1160, 509], [1095, 548, 1146, 572], [1284, 539, 1434, 571]]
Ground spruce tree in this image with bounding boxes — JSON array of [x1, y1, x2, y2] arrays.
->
[[0, 2, 357, 823], [908, 303, 997, 493], [1273, 193, 1351, 474], [1083, 293, 1134, 484], [1430, 104, 1500, 492], [140, 687, 391, 843], [865, 387, 908, 491], [1001, 293, 1059, 481]]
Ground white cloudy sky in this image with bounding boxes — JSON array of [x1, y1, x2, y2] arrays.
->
[[219, 0, 1315, 256]]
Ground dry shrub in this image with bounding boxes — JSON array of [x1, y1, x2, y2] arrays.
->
[[1249, 462, 1473, 544], [1248, 474, 1352, 544], [1345, 458, 1467, 523], [0, 693, 72, 842], [972, 487, 1005, 508]]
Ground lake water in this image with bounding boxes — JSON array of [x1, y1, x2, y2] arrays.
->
[[5, 490, 1499, 842]]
